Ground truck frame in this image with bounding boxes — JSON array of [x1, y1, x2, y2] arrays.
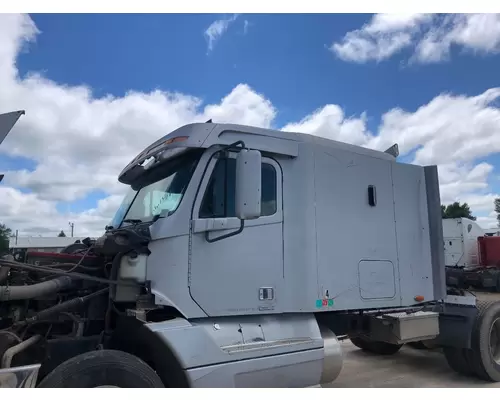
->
[[1, 111, 500, 387]]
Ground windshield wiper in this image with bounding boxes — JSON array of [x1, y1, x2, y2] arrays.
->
[[123, 218, 143, 224]]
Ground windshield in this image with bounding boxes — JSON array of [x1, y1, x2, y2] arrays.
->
[[109, 150, 202, 228]]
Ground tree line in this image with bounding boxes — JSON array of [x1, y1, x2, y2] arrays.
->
[[442, 199, 500, 227]]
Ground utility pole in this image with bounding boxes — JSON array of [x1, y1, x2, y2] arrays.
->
[[68, 222, 74, 238]]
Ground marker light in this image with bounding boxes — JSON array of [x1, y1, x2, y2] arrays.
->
[[164, 136, 188, 145]]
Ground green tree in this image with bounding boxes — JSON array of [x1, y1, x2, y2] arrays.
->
[[494, 198, 500, 228], [441, 202, 476, 221], [58, 230, 66, 237], [0, 223, 12, 254]]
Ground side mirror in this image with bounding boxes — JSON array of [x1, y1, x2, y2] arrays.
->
[[235, 149, 261, 220]]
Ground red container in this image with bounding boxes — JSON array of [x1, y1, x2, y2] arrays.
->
[[478, 236, 500, 268]]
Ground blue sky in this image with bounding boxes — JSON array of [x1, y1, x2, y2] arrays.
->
[[18, 13, 500, 129], [1, 13, 500, 235]]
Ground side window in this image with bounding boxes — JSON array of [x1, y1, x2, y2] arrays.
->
[[199, 158, 277, 218]]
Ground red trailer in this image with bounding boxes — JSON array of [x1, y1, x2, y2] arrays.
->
[[447, 235, 500, 292]]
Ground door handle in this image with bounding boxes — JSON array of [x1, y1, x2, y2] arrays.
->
[[191, 218, 245, 243], [191, 218, 242, 233]]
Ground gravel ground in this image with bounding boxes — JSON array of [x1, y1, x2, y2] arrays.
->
[[321, 291, 500, 388], [323, 342, 498, 388]]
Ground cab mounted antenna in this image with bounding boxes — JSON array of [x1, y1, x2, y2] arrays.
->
[[384, 143, 399, 158]]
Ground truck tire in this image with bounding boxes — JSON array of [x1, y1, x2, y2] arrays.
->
[[468, 300, 500, 382], [37, 350, 164, 388], [443, 347, 475, 376], [350, 336, 372, 351], [350, 336, 402, 355]]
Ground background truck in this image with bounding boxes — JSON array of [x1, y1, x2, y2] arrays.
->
[[2, 110, 500, 388], [445, 217, 500, 292]]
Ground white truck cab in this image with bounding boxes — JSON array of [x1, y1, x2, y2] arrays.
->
[[2, 119, 500, 387]]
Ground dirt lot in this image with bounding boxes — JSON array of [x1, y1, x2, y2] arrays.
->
[[322, 291, 500, 388]]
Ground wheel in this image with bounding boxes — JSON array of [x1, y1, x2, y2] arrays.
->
[[37, 350, 164, 388], [350, 336, 372, 351], [443, 347, 475, 376], [468, 300, 500, 381], [350, 336, 402, 355]]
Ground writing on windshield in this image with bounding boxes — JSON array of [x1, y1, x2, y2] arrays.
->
[[111, 150, 201, 226], [149, 192, 182, 216]]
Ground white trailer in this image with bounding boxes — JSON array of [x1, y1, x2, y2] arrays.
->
[[443, 218, 485, 269]]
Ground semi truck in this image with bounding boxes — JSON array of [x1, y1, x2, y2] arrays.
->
[[2, 110, 500, 388], [445, 217, 500, 292]]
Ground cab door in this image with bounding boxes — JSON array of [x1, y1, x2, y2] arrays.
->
[[188, 151, 284, 317]]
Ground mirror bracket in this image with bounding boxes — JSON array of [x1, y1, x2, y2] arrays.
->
[[200, 139, 260, 243], [220, 140, 246, 156]]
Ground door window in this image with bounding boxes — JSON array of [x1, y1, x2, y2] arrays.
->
[[199, 158, 277, 218]]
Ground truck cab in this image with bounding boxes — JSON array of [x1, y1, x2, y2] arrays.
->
[[3, 119, 500, 388]]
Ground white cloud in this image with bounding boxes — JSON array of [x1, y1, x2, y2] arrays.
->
[[331, 13, 433, 63], [367, 88, 500, 165], [282, 105, 373, 146], [331, 13, 500, 64], [204, 14, 239, 53], [1, 14, 500, 237], [278, 90, 500, 228], [437, 163, 494, 204], [0, 186, 122, 236], [243, 20, 250, 35], [477, 211, 500, 229]]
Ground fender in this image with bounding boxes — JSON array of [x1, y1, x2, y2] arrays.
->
[[110, 316, 190, 388]]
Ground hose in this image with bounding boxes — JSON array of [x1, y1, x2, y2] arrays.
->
[[0, 330, 22, 343], [0, 254, 13, 284], [1, 334, 41, 368], [21, 287, 109, 324], [0, 259, 136, 287], [0, 276, 73, 301]]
